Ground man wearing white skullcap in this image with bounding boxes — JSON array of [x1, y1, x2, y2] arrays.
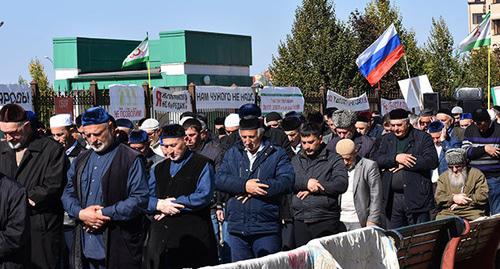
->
[[140, 118, 164, 157], [50, 114, 84, 162], [224, 113, 240, 136]]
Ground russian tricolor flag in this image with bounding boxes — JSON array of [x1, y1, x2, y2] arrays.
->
[[356, 24, 405, 86]]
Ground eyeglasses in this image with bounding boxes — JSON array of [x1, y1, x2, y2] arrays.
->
[[2, 122, 28, 139]]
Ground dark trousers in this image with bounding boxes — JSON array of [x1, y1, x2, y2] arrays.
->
[[61, 226, 74, 269], [388, 192, 430, 229], [227, 233, 281, 262], [30, 213, 63, 269], [487, 176, 500, 215], [281, 221, 295, 250], [293, 218, 341, 247]]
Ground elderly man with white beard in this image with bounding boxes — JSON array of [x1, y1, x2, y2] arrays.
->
[[435, 148, 489, 221]]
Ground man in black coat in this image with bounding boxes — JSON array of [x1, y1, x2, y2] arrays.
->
[[0, 175, 29, 269], [372, 109, 438, 229], [0, 104, 67, 269], [292, 122, 348, 246]]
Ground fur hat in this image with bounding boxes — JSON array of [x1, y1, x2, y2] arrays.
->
[[332, 110, 357, 129], [445, 148, 467, 166]]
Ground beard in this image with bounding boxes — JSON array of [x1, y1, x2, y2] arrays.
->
[[448, 169, 468, 189], [90, 134, 114, 153]]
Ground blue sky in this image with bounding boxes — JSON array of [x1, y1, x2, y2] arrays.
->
[[0, 0, 468, 84]]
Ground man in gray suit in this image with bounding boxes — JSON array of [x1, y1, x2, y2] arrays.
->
[[336, 139, 384, 231]]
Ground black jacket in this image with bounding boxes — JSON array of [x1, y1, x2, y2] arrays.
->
[[292, 145, 348, 223], [0, 135, 67, 269], [0, 176, 29, 269], [372, 127, 438, 213]]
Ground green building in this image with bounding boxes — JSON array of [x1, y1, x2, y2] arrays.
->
[[52, 30, 253, 91]]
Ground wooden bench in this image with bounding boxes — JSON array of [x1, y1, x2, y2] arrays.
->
[[441, 215, 500, 269], [386, 217, 465, 269]]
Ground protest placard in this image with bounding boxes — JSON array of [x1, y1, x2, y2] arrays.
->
[[153, 87, 192, 113], [380, 98, 409, 115], [260, 87, 305, 113], [398, 75, 433, 109], [109, 84, 145, 120], [326, 91, 370, 111], [0, 84, 33, 111], [196, 86, 255, 110]]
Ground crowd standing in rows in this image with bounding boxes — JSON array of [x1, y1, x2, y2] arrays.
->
[[0, 102, 498, 269]]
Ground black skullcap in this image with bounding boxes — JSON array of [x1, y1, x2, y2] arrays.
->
[[81, 107, 110, 126], [356, 114, 370, 123], [0, 104, 27, 122], [214, 117, 225, 125], [239, 103, 262, 118], [128, 130, 148, 144], [428, 121, 444, 133], [239, 116, 261, 130], [472, 108, 491, 123], [306, 111, 323, 125], [265, 112, 282, 122], [160, 124, 185, 139], [116, 118, 134, 129], [281, 116, 301, 131], [389, 109, 410, 120]]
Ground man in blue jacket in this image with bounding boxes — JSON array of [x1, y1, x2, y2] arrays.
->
[[216, 116, 294, 262]]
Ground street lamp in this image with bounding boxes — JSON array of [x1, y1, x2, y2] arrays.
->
[[44, 56, 53, 65]]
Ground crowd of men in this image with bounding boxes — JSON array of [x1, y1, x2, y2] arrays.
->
[[0, 101, 498, 269]]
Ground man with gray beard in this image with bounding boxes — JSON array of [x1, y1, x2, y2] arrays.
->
[[435, 148, 489, 221]]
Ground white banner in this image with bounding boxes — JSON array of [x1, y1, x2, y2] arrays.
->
[[260, 87, 305, 113], [326, 91, 369, 112], [109, 84, 145, 120], [195, 86, 255, 110], [0, 84, 33, 111], [492, 86, 500, 106], [381, 98, 409, 115], [153, 87, 192, 113], [398, 75, 433, 109]]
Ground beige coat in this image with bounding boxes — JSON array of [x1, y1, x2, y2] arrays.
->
[[435, 167, 489, 221]]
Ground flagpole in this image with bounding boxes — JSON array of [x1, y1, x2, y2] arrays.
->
[[488, 45, 491, 109], [146, 32, 152, 91], [403, 55, 411, 79]]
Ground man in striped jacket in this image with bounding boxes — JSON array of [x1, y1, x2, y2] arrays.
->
[[462, 108, 500, 214]]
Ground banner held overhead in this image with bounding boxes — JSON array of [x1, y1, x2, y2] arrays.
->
[[195, 86, 255, 110], [153, 87, 192, 113], [0, 84, 33, 111], [109, 84, 146, 120], [326, 91, 369, 112]]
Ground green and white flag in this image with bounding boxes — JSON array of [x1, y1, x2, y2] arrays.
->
[[122, 38, 149, 68], [458, 12, 491, 52]]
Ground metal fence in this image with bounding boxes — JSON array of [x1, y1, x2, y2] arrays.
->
[[31, 80, 408, 130]]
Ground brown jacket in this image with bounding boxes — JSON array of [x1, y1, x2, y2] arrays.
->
[[435, 167, 489, 221]]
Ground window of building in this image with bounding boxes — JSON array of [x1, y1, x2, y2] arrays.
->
[[494, 20, 500, 35], [472, 13, 485, 24]]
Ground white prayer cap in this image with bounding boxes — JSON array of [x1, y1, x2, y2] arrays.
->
[[50, 114, 72, 128], [179, 116, 194, 126], [451, 106, 463, 114], [224, 113, 240, 128], [140, 118, 160, 131]]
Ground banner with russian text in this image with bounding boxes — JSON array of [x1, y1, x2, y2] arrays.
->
[[153, 87, 192, 113], [109, 84, 145, 120], [195, 86, 255, 110], [260, 87, 305, 113], [381, 98, 409, 115], [0, 84, 33, 111], [326, 91, 369, 111]]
